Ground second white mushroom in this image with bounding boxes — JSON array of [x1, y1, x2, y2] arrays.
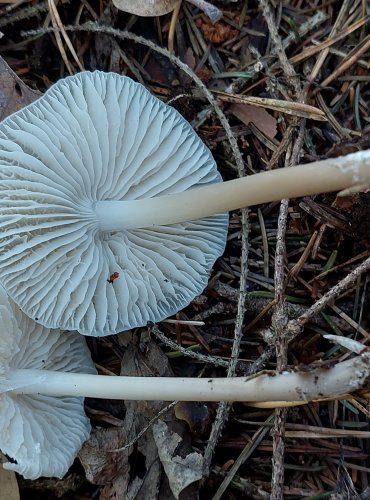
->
[[2, 284, 370, 479]]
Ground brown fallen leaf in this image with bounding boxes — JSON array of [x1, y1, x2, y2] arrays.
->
[[78, 427, 130, 485], [80, 333, 178, 499], [184, 47, 196, 70], [196, 18, 238, 43], [80, 332, 202, 498], [153, 419, 203, 499], [0, 56, 40, 120], [0, 454, 20, 500], [230, 102, 278, 139], [175, 401, 214, 438]]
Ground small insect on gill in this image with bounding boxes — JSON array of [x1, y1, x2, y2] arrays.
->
[[107, 272, 120, 283]]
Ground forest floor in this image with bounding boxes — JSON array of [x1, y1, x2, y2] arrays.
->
[[0, 0, 370, 498]]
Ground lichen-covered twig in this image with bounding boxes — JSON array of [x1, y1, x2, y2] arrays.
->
[[292, 255, 370, 333], [150, 324, 229, 368]]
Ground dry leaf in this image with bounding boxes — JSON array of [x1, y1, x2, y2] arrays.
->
[[0, 56, 40, 120], [112, 0, 222, 22], [184, 47, 196, 70], [153, 419, 203, 499], [230, 102, 277, 139], [100, 421, 161, 500], [80, 334, 200, 499], [78, 427, 129, 485], [196, 18, 238, 43], [16, 474, 84, 498], [112, 0, 179, 16], [80, 334, 174, 498], [0, 454, 20, 500], [175, 401, 213, 438]]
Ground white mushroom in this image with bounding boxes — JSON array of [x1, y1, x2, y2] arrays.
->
[[0, 71, 369, 337], [0, 285, 95, 480], [0, 71, 228, 336], [2, 284, 370, 480]]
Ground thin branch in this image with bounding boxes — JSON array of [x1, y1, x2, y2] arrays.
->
[[150, 325, 229, 368], [212, 413, 274, 500], [258, 0, 300, 95], [293, 256, 370, 331]]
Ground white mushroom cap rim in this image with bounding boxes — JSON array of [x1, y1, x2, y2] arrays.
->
[[0, 285, 95, 480]]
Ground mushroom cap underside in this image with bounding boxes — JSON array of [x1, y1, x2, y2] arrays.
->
[[0, 285, 96, 479], [0, 71, 228, 336]]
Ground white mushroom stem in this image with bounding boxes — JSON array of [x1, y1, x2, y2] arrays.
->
[[94, 150, 370, 231], [5, 354, 370, 403]]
